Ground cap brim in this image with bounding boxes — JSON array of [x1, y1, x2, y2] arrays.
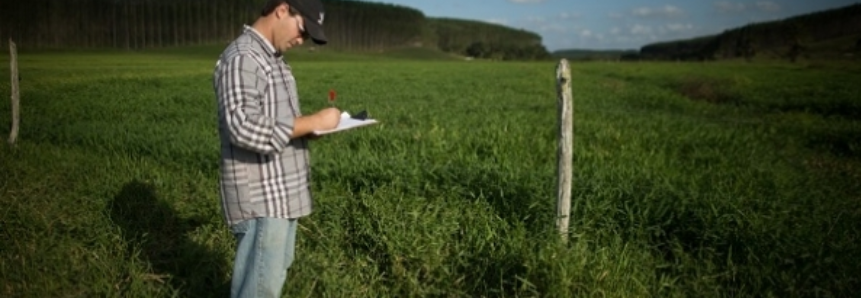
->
[[303, 17, 327, 45]]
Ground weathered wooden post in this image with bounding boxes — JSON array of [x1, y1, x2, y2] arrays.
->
[[555, 59, 573, 242], [8, 38, 20, 145]]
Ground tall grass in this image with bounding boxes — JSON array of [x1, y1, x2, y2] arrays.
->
[[1, 50, 859, 297]]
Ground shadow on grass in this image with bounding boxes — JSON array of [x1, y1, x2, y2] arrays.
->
[[109, 180, 230, 297], [806, 130, 860, 159], [773, 102, 861, 120]]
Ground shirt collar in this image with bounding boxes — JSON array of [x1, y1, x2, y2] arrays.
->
[[244, 25, 281, 58]]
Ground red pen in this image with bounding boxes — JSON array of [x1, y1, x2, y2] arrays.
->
[[328, 89, 336, 107]]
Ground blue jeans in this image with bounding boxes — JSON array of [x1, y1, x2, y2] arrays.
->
[[229, 217, 298, 298]]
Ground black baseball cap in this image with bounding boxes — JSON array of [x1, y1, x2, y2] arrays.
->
[[285, 0, 328, 45]]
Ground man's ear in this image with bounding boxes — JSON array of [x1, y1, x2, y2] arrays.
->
[[275, 4, 289, 19]]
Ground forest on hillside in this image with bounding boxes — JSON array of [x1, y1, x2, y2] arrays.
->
[[637, 3, 861, 61], [429, 18, 550, 61], [551, 49, 638, 61], [0, 0, 550, 60]]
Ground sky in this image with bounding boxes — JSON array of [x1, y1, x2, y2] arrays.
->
[[373, 0, 860, 52]]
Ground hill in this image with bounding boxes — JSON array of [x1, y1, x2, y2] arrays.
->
[[552, 49, 638, 61], [638, 3, 861, 61], [0, 0, 550, 61], [428, 18, 551, 60], [550, 3, 861, 62]]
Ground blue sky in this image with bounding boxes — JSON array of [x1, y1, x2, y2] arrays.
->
[[373, 0, 860, 51]]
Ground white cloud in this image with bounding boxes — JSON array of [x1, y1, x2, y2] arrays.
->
[[632, 5, 685, 18], [610, 27, 622, 35], [558, 12, 582, 20], [632, 7, 649, 16], [538, 23, 570, 33], [486, 18, 509, 25], [608, 12, 624, 19], [525, 15, 547, 23], [665, 23, 693, 32], [630, 24, 652, 35], [715, 1, 746, 13], [756, 1, 781, 12], [579, 29, 593, 38], [508, 0, 545, 3]]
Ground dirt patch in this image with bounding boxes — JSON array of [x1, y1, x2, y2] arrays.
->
[[600, 79, 626, 92], [805, 157, 857, 174], [674, 76, 739, 104]]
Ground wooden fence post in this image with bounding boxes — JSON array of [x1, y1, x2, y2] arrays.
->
[[555, 59, 573, 242], [8, 39, 19, 145]]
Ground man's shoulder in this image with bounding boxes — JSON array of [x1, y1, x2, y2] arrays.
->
[[220, 34, 262, 60], [216, 36, 273, 73]]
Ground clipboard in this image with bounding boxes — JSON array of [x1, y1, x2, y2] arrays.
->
[[312, 110, 378, 136]]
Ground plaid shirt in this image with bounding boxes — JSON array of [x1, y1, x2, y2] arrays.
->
[[213, 26, 312, 226]]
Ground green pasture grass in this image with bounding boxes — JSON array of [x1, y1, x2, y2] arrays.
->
[[0, 50, 859, 297], [6, 43, 462, 63]]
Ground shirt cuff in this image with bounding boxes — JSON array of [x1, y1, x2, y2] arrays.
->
[[273, 118, 295, 150]]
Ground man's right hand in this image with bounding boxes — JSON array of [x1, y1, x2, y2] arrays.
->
[[293, 107, 341, 138], [315, 107, 341, 131]]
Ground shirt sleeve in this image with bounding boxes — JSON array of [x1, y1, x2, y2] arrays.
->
[[216, 55, 293, 154]]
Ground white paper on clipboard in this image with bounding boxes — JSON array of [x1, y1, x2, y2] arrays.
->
[[312, 111, 378, 135]]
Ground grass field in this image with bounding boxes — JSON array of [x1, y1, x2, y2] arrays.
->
[[1, 46, 859, 297]]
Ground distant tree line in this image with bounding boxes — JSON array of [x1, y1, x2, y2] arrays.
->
[[323, 0, 425, 51], [0, 0, 254, 49], [0, 0, 550, 60], [638, 35, 721, 61], [636, 3, 861, 62], [552, 49, 638, 61], [428, 18, 550, 61]]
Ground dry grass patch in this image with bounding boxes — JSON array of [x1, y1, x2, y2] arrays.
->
[[674, 76, 740, 104]]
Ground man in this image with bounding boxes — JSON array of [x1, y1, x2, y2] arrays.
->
[[212, 0, 340, 297]]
